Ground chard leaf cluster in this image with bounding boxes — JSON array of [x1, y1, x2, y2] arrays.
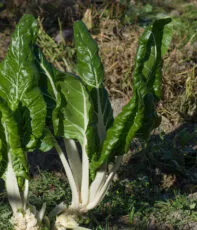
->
[[0, 14, 172, 230]]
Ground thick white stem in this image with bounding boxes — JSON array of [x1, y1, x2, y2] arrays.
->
[[86, 156, 122, 210], [89, 165, 107, 204], [64, 139, 82, 194], [5, 151, 23, 213], [23, 179, 29, 210], [81, 146, 89, 207], [54, 141, 79, 209]]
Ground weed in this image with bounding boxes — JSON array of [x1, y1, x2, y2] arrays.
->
[[29, 171, 71, 212], [0, 202, 12, 230]]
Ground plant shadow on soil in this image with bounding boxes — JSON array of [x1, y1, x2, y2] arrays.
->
[[110, 122, 197, 229], [83, 122, 197, 229]]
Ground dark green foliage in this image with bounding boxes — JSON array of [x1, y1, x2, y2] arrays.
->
[[90, 18, 172, 174]]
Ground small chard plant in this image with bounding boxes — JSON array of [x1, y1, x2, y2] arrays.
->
[[0, 14, 172, 230], [36, 18, 172, 229]]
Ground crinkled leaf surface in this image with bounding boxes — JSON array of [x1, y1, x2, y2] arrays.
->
[[0, 14, 46, 150], [133, 18, 172, 139], [74, 21, 113, 145], [90, 18, 172, 173], [137, 18, 172, 99], [0, 15, 47, 180], [0, 97, 27, 180]]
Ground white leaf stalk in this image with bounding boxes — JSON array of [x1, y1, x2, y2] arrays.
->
[[51, 139, 122, 230], [5, 152, 47, 230]]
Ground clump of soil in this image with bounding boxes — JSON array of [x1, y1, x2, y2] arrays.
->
[[0, 29, 11, 62]]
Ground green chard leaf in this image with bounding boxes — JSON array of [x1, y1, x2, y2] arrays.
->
[[53, 74, 98, 158], [133, 18, 172, 139], [36, 48, 98, 156], [90, 18, 172, 173], [0, 15, 47, 180], [74, 21, 113, 145], [135, 18, 172, 99], [34, 48, 58, 152], [39, 128, 55, 152], [0, 14, 46, 150], [0, 97, 27, 180]]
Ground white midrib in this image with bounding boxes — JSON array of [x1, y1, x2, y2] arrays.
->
[[40, 62, 58, 99], [81, 86, 89, 207], [96, 89, 106, 144], [16, 29, 20, 101], [86, 50, 105, 143], [15, 66, 20, 101]]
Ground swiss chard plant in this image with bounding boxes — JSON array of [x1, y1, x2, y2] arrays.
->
[[36, 17, 172, 229], [0, 14, 172, 230], [0, 15, 49, 230]]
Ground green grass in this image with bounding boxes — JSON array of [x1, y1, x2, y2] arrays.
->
[[29, 170, 71, 212], [0, 202, 12, 230], [0, 162, 197, 229]]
